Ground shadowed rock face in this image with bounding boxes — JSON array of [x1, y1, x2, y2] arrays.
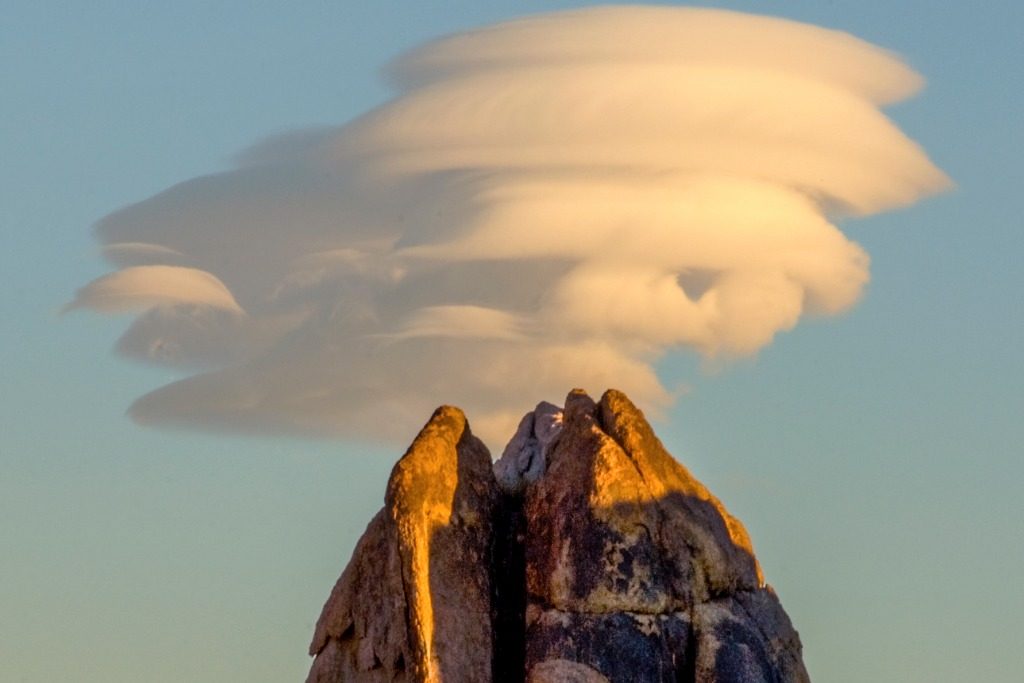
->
[[307, 390, 809, 682]]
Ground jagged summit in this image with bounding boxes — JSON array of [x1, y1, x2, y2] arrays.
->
[[307, 389, 809, 683]]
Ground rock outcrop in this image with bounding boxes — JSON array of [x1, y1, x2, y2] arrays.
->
[[307, 406, 499, 682], [307, 390, 809, 682]]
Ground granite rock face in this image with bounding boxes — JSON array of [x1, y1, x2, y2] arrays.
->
[[307, 390, 809, 682], [307, 406, 499, 682]]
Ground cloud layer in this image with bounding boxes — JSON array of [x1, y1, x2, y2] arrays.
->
[[72, 6, 949, 446]]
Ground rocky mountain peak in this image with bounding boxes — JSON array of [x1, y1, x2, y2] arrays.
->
[[307, 389, 809, 682]]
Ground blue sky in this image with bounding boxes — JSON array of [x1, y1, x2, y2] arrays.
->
[[2, 2, 1021, 681]]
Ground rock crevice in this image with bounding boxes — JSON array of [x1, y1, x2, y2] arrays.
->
[[307, 389, 809, 683]]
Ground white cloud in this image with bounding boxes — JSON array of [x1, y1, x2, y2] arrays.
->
[[66, 266, 243, 314], [72, 6, 949, 447]]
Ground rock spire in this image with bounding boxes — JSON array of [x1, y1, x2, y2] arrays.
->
[[307, 389, 809, 682]]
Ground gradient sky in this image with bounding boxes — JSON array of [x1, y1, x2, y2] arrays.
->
[[2, 2, 1021, 682]]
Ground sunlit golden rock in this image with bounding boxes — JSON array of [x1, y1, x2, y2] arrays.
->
[[307, 406, 498, 682], [307, 390, 809, 682]]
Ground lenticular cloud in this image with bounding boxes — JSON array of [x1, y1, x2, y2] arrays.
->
[[71, 6, 950, 445]]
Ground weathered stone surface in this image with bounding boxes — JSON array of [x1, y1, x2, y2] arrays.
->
[[519, 389, 806, 682], [599, 390, 763, 595], [525, 609, 691, 683], [691, 589, 809, 683], [523, 390, 681, 615], [495, 401, 564, 493], [307, 509, 407, 682], [308, 389, 809, 682], [307, 406, 499, 682], [527, 659, 610, 683]]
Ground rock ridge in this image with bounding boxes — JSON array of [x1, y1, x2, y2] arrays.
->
[[307, 389, 809, 682]]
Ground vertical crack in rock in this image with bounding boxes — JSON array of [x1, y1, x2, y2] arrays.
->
[[307, 389, 809, 682], [491, 490, 527, 683]]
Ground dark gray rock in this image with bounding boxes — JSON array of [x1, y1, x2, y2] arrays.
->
[[525, 610, 692, 683]]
